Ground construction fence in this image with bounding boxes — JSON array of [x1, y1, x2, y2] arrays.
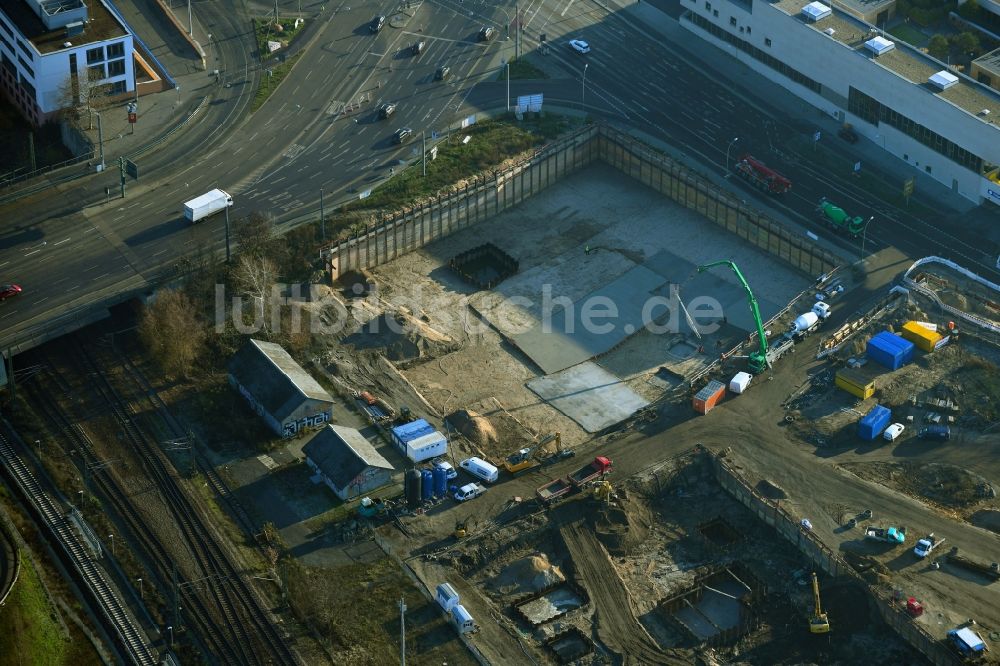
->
[[324, 124, 839, 281], [709, 450, 961, 666]]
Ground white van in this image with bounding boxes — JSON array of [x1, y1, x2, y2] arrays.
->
[[460, 457, 498, 484]]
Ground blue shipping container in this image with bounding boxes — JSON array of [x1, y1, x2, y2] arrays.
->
[[867, 331, 915, 371], [858, 405, 892, 440]]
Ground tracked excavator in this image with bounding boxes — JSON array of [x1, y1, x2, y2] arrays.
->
[[809, 572, 830, 634]]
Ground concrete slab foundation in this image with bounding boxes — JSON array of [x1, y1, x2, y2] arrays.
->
[[527, 362, 650, 432]]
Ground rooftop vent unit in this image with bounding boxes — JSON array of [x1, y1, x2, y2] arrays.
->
[[62, 41, 72, 47], [980, 109, 991, 116], [802, 2, 832, 21], [824, 27, 836, 36], [929, 70, 959, 90], [864, 36, 895, 56], [65, 20, 84, 38]]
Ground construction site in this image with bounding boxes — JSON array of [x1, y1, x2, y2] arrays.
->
[[280, 160, 1000, 664], [6, 136, 1000, 665]]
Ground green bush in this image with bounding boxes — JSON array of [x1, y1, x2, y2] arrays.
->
[[928, 34, 950, 58]]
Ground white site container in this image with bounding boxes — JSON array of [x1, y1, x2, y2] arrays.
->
[[436, 582, 459, 612], [451, 604, 475, 634], [405, 431, 448, 463], [730, 372, 752, 395]]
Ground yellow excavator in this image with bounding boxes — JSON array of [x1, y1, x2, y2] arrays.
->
[[501, 446, 541, 476], [809, 572, 830, 634]]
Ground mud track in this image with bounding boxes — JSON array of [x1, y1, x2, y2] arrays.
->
[[559, 520, 688, 665]]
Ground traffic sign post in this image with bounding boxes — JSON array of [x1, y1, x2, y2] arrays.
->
[[902, 177, 915, 206], [127, 102, 137, 134]]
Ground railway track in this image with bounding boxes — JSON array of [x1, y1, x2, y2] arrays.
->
[[0, 427, 157, 666], [69, 336, 298, 665], [25, 360, 237, 664]]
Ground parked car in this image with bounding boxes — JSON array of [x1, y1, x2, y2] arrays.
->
[[433, 460, 457, 480], [393, 127, 413, 144], [434, 65, 451, 81], [838, 125, 858, 144], [918, 425, 951, 441], [377, 102, 396, 119], [568, 39, 591, 54], [478, 26, 495, 42], [883, 423, 905, 442], [0, 284, 22, 301], [453, 483, 486, 502], [411, 40, 425, 56], [369, 15, 385, 33]]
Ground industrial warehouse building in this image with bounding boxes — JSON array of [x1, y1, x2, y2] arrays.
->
[[0, 0, 137, 125], [228, 339, 334, 438], [303, 425, 394, 500], [680, 0, 1000, 206]]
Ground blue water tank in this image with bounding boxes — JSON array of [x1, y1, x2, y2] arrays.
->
[[432, 466, 448, 497], [421, 469, 434, 501]]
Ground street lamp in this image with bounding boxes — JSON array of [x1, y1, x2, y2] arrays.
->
[[860, 216, 876, 261], [725, 137, 739, 172], [167, 625, 173, 648], [137, 577, 144, 601], [109, 534, 115, 557], [581, 63, 589, 113], [502, 59, 510, 112]]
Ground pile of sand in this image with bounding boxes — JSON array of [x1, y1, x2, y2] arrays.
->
[[491, 553, 565, 595], [447, 409, 499, 449], [593, 490, 652, 556]]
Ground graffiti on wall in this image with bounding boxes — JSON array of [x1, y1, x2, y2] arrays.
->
[[282, 411, 331, 438]]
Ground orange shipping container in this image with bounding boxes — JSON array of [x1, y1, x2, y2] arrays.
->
[[693, 380, 727, 414], [900, 321, 943, 353]]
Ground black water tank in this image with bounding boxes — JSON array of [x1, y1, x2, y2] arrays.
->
[[404, 469, 422, 509]]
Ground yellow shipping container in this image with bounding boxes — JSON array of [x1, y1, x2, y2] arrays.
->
[[835, 372, 875, 400], [900, 321, 943, 353]]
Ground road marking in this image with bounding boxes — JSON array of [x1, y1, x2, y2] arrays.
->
[[93, 273, 109, 281], [53, 237, 71, 245], [0, 261, 8, 267], [85, 226, 97, 234], [33, 297, 48, 304], [25, 249, 42, 256]]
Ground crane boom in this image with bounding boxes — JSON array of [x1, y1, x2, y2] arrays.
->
[[696, 260, 769, 374]]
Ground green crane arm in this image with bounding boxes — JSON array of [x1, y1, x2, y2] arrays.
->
[[697, 260, 769, 362]]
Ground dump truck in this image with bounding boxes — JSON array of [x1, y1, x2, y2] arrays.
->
[[535, 456, 613, 504], [913, 533, 946, 558], [817, 198, 868, 238], [865, 525, 906, 544], [184, 188, 233, 223], [733, 154, 792, 194], [568, 456, 613, 487], [946, 549, 1000, 582]]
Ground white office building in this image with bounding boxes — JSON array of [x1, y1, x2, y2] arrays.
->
[[681, 0, 1000, 206], [0, 0, 135, 125]]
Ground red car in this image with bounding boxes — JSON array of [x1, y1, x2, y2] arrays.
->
[[0, 284, 22, 300]]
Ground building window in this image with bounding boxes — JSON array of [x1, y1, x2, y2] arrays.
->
[[705, 1, 712, 8], [88, 63, 106, 80], [848, 87, 984, 173], [746, 26, 751, 34], [20, 79, 35, 99], [86, 46, 104, 64], [765, 37, 772, 46], [106, 42, 124, 59], [17, 39, 32, 61], [713, 9, 719, 16], [0, 34, 11, 55], [110, 80, 126, 95], [730, 16, 737, 25], [0, 18, 13, 38], [17, 56, 33, 79], [925, 165, 932, 173], [739, 26, 745, 33], [107, 59, 125, 77]]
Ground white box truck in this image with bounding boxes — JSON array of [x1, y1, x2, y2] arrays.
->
[[184, 189, 232, 222]]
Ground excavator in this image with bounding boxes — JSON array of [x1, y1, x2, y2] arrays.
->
[[697, 260, 792, 374], [501, 446, 541, 476], [809, 572, 831, 634]]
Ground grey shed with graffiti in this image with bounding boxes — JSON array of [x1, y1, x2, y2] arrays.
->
[[303, 425, 394, 500], [227, 339, 334, 438]]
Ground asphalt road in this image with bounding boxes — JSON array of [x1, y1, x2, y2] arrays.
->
[[2, 0, 998, 352]]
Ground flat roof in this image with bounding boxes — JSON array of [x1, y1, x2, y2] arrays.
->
[[974, 47, 1000, 78], [774, 0, 1000, 121], [829, 0, 895, 19], [0, 0, 127, 55]]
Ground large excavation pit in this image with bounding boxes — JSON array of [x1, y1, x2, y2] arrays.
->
[[698, 517, 744, 548], [544, 627, 594, 663], [449, 242, 518, 289], [659, 566, 764, 644]]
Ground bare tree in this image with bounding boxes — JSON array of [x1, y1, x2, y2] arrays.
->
[[138, 288, 207, 377], [56, 72, 115, 129], [231, 253, 279, 336], [234, 212, 278, 259]]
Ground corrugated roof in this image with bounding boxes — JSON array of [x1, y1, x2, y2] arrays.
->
[[304, 425, 393, 488], [391, 418, 434, 442], [228, 339, 333, 421]]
